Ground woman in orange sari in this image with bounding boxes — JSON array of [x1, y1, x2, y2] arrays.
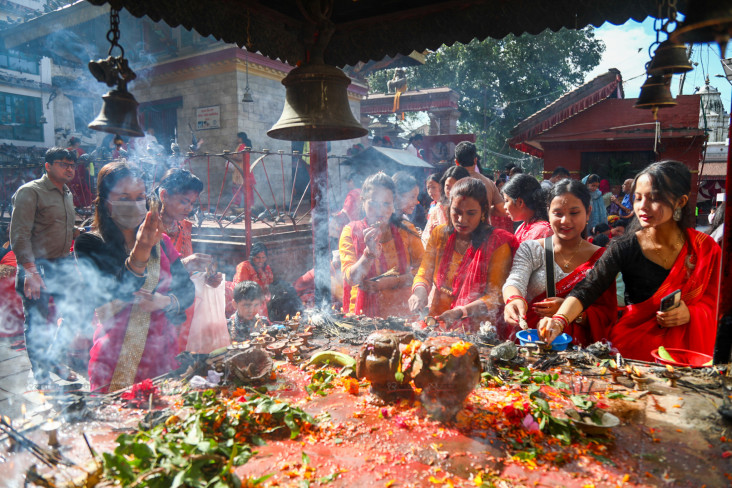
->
[[340, 173, 423, 317], [503, 179, 616, 346], [410, 178, 518, 333], [540, 161, 721, 360]]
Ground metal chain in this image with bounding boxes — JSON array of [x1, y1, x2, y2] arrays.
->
[[106, 9, 125, 57]]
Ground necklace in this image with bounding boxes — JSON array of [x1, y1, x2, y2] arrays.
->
[[646, 229, 684, 267], [556, 237, 582, 269]]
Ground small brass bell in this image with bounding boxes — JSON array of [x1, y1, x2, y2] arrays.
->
[[268, 63, 367, 141], [634, 75, 676, 118], [647, 40, 693, 76], [88, 87, 144, 137], [671, 0, 732, 57]]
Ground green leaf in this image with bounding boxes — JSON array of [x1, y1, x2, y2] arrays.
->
[[251, 474, 274, 485], [284, 412, 301, 439], [302, 451, 310, 465], [319, 472, 340, 483], [394, 371, 405, 383]]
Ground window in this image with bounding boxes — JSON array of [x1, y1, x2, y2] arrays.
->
[[0, 51, 39, 74], [0, 92, 43, 142]]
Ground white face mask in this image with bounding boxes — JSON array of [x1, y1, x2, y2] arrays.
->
[[108, 200, 147, 230]]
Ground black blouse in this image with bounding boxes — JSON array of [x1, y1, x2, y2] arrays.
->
[[570, 234, 670, 309], [74, 232, 194, 324]]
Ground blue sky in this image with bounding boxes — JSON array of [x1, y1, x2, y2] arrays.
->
[[588, 18, 730, 113]]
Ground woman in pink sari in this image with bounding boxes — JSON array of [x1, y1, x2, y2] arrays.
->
[[502, 173, 552, 243], [75, 162, 194, 392], [540, 161, 720, 360], [503, 179, 615, 347]]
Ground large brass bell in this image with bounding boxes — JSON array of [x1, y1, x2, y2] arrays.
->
[[671, 0, 732, 57], [647, 40, 693, 75], [634, 75, 676, 118], [268, 63, 368, 141], [88, 87, 144, 137]]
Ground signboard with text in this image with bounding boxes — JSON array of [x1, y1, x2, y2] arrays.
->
[[196, 105, 220, 130]]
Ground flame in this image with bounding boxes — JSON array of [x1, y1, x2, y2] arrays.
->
[[21, 404, 26, 418], [632, 366, 643, 377], [286, 315, 290, 321], [666, 364, 675, 373], [38, 391, 46, 404]]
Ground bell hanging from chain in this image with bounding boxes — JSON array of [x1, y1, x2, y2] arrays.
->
[[647, 40, 693, 75], [268, 63, 368, 141], [634, 74, 676, 119], [671, 0, 732, 57], [88, 86, 144, 137]]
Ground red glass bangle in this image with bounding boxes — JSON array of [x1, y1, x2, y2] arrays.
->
[[505, 295, 527, 306], [551, 314, 569, 330]]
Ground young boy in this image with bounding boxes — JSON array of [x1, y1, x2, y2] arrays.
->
[[228, 281, 264, 341]]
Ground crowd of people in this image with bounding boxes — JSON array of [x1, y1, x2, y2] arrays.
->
[[3, 139, 722, 393]]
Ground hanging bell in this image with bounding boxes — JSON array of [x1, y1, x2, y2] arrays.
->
[[635, 74, 676, 118], [268, 63, 368, 141], [242, 86, 254, 103], [647, 40, 693, 75], [88, 86, 144, 137], [671, 0, 732, 58]]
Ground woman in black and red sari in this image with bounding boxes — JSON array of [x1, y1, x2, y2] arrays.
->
[[503, 179, 616, 346], [339, 173, 423, 317], [539, 161, 721, 361], [409, 178, 518, 334]]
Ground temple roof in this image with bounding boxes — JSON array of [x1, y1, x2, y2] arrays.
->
[[509, 69, 624, 157], [72, 0, 681, 68]]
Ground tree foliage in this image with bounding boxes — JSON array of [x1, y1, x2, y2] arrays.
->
[[368, 28, 604, 172]]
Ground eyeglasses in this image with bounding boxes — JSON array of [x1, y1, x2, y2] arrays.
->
[[53, 161, 76, 170]]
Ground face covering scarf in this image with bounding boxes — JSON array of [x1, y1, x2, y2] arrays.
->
[[108, 200, 147, 230]]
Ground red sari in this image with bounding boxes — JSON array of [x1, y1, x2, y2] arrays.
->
[[344, 220, 409, 317], [515, 220, 553, 243], [89, 237, 181, 392], [525, 248, 616, 347], [433, 228, 518, 332], [609, 229, 720, 361]]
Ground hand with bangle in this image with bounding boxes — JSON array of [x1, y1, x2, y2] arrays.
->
[[538, 314, 568, 344], [503, 294, 528, 327]]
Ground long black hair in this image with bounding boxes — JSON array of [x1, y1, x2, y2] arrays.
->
[[547, 179, 592, 239], [93, 161, 149, 262], [626, 160, 693, 234], [439, 165, 470, 205], [446, 177, 493, 248], [502, 173, 548, 222]]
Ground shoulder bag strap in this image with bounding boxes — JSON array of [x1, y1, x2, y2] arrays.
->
[[544, 236, 556, 298]]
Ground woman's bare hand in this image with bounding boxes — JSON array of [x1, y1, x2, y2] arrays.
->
[[532, 297, 565, 318], [133, 211, 164, 257], [133, 289, 170, 312], [504, 298, 527, 326], [656, 300, 690, 328], [538, 316, 563, 344], [408, 287, 428, 313]]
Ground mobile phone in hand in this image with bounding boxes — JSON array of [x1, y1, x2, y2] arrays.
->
[[660, 289, 681, 312]]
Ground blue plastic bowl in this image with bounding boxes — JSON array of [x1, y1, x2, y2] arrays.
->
[[516, 329, 572, 351]]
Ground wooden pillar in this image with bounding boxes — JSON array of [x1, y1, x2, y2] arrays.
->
[[310, 141, 330, 308], [714, 118, 732, 364]]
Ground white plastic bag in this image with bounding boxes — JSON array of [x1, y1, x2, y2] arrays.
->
[[185, 273, 231, 353]]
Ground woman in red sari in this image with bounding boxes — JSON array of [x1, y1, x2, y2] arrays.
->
[[503, 179, 616, 346], [157, 169, 223, 352], [540, 161, 721, 360], [410, 178, 518, 333], [74, 162, 194, 392], [502, 173, 553, 243], [233, 242, 273, 317], [340, 173, 424, 317]]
